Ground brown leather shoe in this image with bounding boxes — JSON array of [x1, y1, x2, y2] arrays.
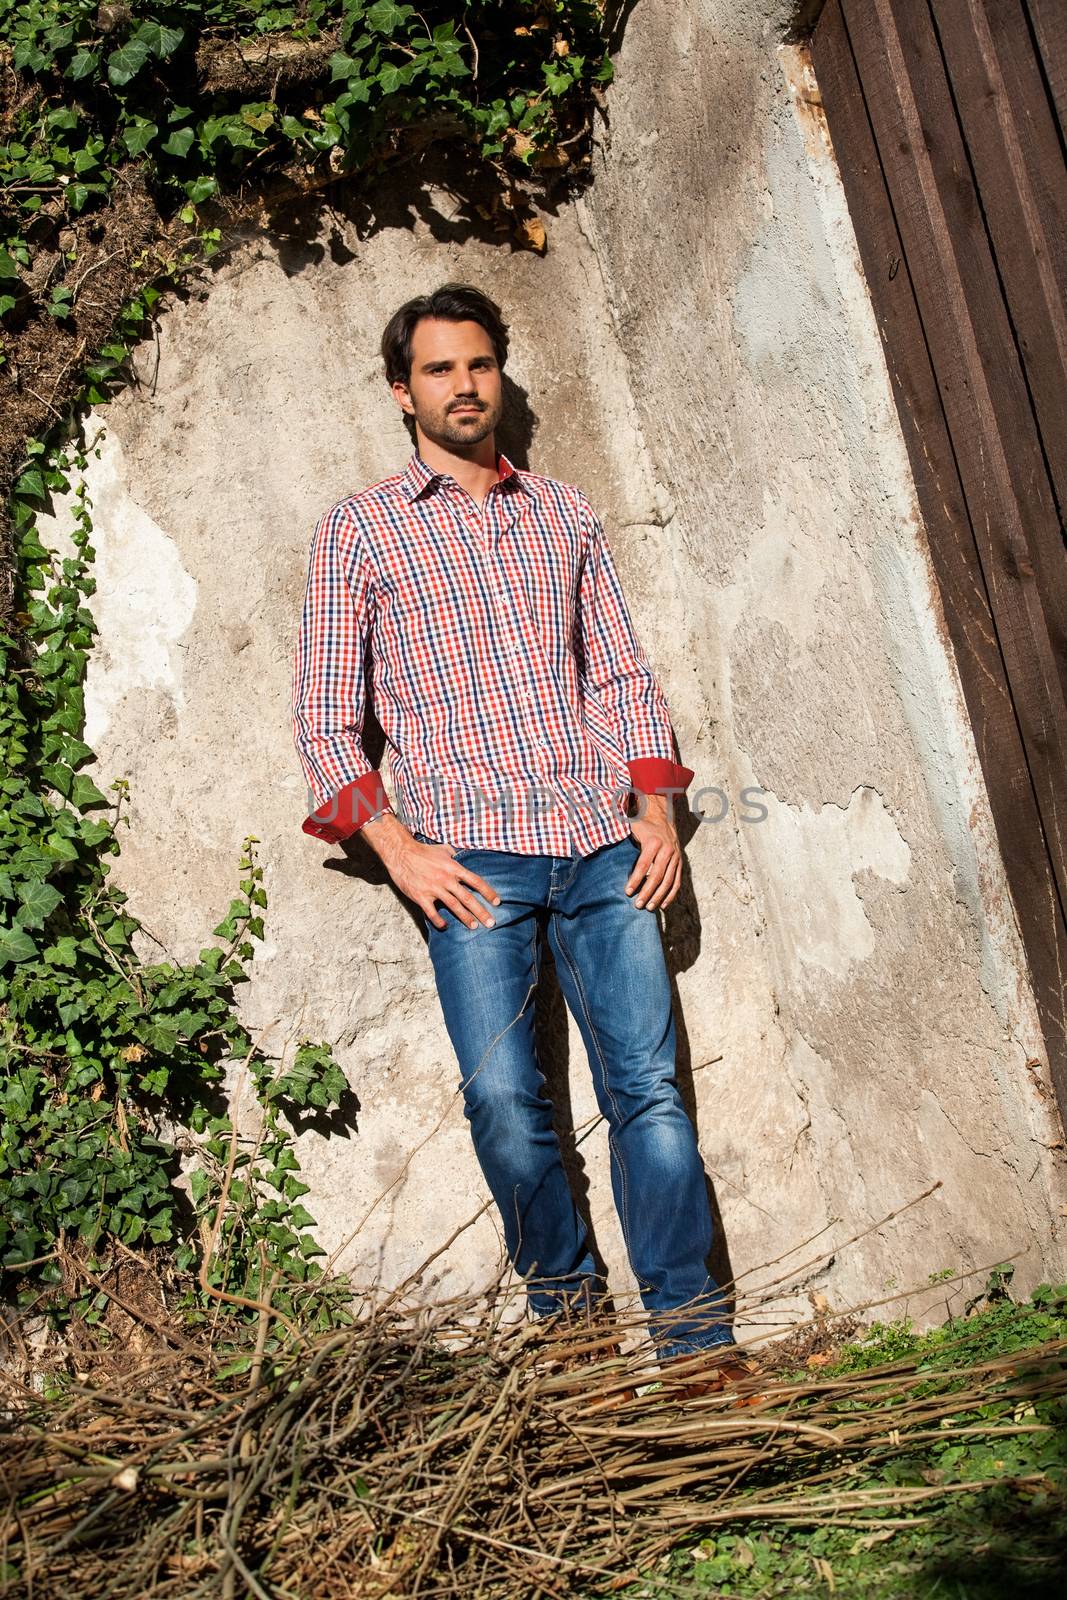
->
[[538, 1333, 638, 1411], [661, 1348, 768, 1406]]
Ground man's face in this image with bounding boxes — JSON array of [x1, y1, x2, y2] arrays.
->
[[392, 317, 504, 449]]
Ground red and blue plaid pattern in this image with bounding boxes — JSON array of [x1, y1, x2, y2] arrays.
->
[[292, 452, 693, 855]]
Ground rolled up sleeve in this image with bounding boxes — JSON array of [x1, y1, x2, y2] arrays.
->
[[292, 502, 392, 843]]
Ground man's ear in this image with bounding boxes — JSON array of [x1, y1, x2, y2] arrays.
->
[[391, 378, 414, 416]]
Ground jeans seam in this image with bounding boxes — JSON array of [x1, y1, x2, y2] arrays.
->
[[549, 912, 635, 1269], [509, 911, 543, 1278]]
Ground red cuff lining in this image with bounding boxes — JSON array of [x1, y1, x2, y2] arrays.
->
[[302, 771, 392, 843], [627, 757, 695, 795]]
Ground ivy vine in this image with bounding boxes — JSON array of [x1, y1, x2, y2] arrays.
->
[[1, 2, 611, 374], [1, 431, 355, 1327], [0, 2, 614, 1325]]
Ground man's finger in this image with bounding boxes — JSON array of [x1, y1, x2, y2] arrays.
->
[[645, 855, 681, 911], [456, 866, 502, 907], [634, 851, 671, 908], [661, 858, 683, 908], [625, 840, 664, 894], [448, 867, 499, 927], [441, 888, 494, 930]]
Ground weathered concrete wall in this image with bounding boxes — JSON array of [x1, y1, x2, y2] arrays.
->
[[578, 0, 1067, 1320], [42, 0, 1066, 1338]]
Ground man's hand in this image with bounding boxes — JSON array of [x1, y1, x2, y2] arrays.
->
[[361, 813, 501, 931], [626, 792, 683, 911]]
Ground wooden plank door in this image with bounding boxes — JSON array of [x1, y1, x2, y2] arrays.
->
[[810, 0, 1067, 1118]]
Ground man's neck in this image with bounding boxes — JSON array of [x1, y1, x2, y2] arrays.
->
[[415, 430, 499, 506]]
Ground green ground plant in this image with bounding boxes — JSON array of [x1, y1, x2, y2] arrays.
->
[[621, 1275, 1067, 1600]]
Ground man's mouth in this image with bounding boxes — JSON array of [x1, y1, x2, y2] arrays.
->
[[449, 405, 483, 415]]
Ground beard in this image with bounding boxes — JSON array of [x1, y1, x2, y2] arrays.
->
[[418, 396, 502, 449]]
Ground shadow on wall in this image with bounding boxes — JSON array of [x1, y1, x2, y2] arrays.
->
[[266, 142, 577, 278]]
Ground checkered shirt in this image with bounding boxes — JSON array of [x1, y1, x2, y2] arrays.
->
[[292, 452, 693, 856]]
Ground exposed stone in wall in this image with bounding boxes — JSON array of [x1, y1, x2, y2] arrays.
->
[[40, 0, 1066, 1340]]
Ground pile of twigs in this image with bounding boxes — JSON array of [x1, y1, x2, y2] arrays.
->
[[3, 1273, 1065, 1600]]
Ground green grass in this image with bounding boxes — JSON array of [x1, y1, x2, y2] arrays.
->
[[616, 1276, 1067, 1600]]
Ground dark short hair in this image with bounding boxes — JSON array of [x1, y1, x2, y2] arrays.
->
[[380, 283, 509, 386]]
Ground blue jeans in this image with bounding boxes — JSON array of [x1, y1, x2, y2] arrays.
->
[[415, 829, 735, 1359]]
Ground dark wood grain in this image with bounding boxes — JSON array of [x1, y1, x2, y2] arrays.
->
[[811, 0, 1067, 1112], [931, 0, 1067, 538], [845, 0, 1067, 884], [1025, 0, 1067, 143]]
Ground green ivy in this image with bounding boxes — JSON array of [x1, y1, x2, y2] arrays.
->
[[0, 432, 350, 1323], [0, 3, 614, 1322], [1, 1, 612, 351]]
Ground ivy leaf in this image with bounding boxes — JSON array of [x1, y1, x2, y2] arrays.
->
[[13, 42, 47, 72], [4, 1228, 45, 1265], [44, 936, 80, 968], [41, 763, 74, 798], [378, 62, 411, 94], [13, 791, 46, 819], [71, 775, 108, 811], [185, 176, 217, 203], [45, 833, 80, 862], [107, 38, 151, 87], [134, 21, 185, 58], [65, 48, 100, 81], [79, 820, 112, 846], [58, 736, 94, 769], [366, 0, 415, 34], [161, 126, 195, 158], [48, 287, 74, 321], [211, 899, 248, 940], [15, 468, 46, 501], [137, 1022, 180, 1056], [0, 925, 38, 966], [15, 880, 62, 930], [122, 120, 158, 158]]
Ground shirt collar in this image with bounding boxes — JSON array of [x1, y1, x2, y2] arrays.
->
[[398, 451, 530, 501]]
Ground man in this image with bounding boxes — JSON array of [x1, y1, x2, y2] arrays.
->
[[292, 283, 752, 1389]]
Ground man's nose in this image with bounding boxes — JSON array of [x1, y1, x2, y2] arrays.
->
[[453, 367, 478, 393]]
